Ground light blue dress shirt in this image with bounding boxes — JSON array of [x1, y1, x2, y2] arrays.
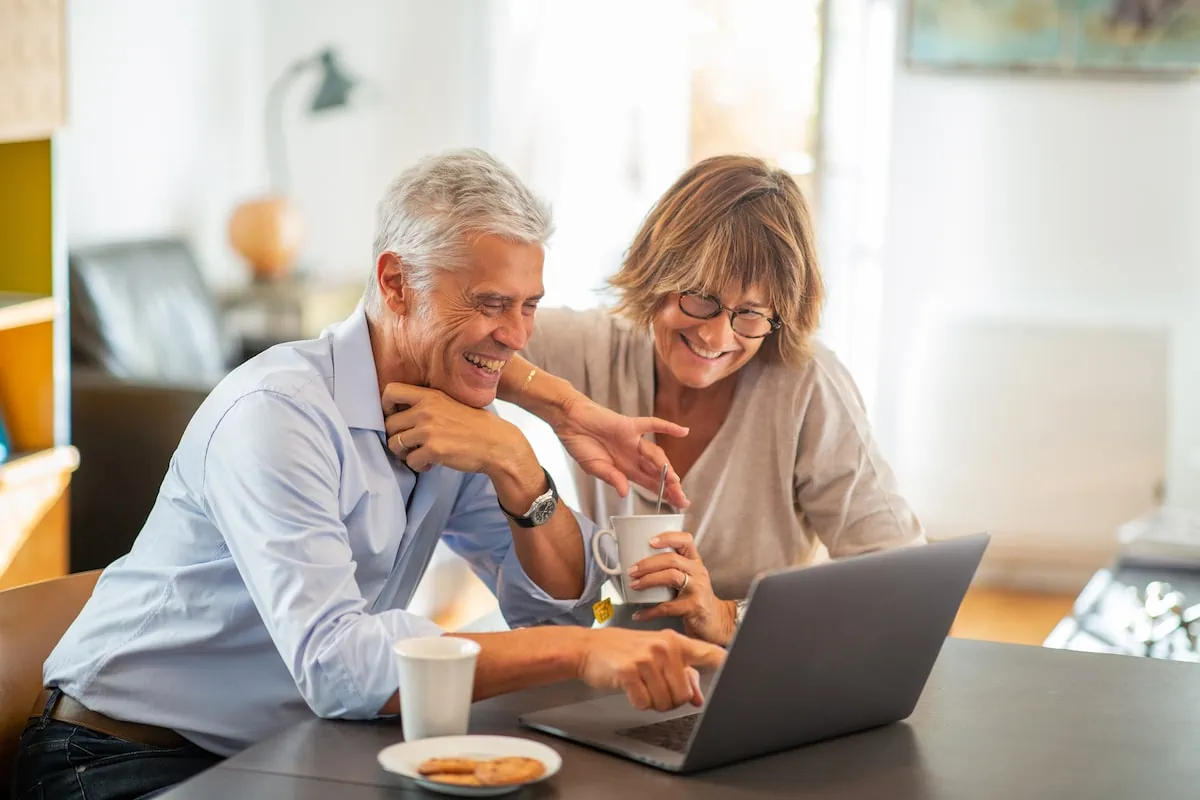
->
[[44, 306, 604, 756]]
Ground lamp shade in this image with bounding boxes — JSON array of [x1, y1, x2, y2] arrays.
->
[[309, 49, 358, 112]]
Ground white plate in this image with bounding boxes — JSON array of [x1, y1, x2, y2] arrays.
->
[[377, 734, 562, 797]]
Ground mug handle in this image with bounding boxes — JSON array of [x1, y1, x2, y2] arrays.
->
[[591, 529, 622, 576]]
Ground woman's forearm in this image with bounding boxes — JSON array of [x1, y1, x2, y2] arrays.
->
[[498, 354, 578, 428]]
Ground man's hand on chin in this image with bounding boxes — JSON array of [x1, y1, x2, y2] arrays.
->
[[381, 383, 544, 505]]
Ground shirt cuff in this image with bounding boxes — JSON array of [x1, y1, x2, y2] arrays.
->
[[494, 508, 605, 628], [316, 610, 445, 719]]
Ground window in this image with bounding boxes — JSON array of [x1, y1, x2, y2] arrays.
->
[[688, 0, 825, 208]]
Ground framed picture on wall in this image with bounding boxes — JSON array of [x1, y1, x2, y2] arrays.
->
[[906, 0, 1200, 75], [1075, 0, 1200, 70]]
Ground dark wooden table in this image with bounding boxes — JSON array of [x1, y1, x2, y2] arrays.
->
[[161, 637, 1200, 799]]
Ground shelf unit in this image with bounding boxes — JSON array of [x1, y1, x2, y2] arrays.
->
[[0, 0, 74, 589], [0, 293, 58, 330]]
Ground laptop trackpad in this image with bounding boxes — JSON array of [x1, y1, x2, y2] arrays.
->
[[616, 712, 700, 752], [520, 694, 695, 768]]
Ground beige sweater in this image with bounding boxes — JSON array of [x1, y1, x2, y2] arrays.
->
[[522, 308, 925, 601]]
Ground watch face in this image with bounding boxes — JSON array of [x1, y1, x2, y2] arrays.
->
[[529, 496, 557, 526]]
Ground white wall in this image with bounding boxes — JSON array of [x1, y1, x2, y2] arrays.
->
[[65, 0, 492, 290], [875, 67, 1200, 585], [65, 0, 268, 288], [260, 0, 491, 284]]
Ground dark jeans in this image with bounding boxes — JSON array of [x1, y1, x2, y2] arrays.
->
[[12, 691, 222, 800]]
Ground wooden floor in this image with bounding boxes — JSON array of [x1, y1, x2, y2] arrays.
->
[[950, 586, 1075, 646]]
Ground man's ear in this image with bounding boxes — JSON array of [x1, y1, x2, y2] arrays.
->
[[376, 252, 411, 316]]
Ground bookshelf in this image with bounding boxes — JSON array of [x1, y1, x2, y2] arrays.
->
[[0, 0, 74, 589]]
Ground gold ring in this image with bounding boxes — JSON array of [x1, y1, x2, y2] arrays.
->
[[678, 573, 690, 593]]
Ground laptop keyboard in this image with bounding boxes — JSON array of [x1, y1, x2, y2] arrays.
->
[[617, 713, 700, 753]]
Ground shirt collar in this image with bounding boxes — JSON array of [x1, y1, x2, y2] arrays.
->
[[331, 303, 386, 433]]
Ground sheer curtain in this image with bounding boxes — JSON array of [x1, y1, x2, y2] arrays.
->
[[812, 0, 899, 417]]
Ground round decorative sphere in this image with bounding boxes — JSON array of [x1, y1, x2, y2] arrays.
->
[[228, 196, 304, 281]]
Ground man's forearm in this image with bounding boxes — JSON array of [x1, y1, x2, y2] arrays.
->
[[497, 355, 575, 428], [488, 441, 587, 600], [507, 506, 586, 599], [379, 627, 586, 715]]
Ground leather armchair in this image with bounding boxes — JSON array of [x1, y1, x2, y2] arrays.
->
[[69, 239, 234, 572]]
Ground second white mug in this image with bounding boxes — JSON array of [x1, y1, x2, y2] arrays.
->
[[591, 514, 685, 604]]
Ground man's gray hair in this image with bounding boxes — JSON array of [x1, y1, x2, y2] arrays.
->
[[364, 148, 553, 316]]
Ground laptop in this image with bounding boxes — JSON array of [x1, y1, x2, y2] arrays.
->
[[520, 532, 990, 773]]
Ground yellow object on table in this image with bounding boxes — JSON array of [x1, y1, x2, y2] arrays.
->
[[593, 598, 613, 625]]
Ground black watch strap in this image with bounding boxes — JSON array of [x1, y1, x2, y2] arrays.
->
[[498, 468, 559, 528]]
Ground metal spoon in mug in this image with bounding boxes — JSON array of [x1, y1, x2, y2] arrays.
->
[[655, 463, 668, 514]]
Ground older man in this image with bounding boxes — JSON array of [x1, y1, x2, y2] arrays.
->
[[14, 150, 724, 800]]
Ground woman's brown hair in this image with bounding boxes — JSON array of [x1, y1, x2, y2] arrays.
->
[[609, 154, 824, 367]]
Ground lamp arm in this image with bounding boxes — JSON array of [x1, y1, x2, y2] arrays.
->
[[265, 57, 316, 195]]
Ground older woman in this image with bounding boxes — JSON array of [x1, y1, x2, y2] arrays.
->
[[499, 155, 924, 645]]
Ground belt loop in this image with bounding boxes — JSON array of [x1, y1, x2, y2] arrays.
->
[[38, 687, 62, 724]]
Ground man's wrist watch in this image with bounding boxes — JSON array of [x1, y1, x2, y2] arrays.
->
[[498, 467, 560, 528]]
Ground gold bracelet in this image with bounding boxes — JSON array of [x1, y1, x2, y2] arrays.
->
[[521, 367, 538, 393]]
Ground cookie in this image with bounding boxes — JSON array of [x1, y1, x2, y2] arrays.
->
[[428, 773, 484, 787], [475, 756, 546, 786], [418, 757, 479, 776]]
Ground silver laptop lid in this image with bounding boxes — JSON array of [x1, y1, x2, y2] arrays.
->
[[677, 533, 990, 771]]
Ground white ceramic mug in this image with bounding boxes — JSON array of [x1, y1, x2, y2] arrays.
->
[[393, 636, 480, 741], [591, 514, 685, 604]]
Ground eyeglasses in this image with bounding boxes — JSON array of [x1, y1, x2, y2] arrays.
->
[[677, 291, 781, 338]]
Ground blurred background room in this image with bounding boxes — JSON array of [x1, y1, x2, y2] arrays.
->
[[4, 0, 1200, 656]]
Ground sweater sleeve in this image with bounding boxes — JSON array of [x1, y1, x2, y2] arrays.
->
[[792, 346, 927, 557]]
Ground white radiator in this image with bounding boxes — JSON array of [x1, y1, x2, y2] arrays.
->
[[893, 317, 1168, 591]]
